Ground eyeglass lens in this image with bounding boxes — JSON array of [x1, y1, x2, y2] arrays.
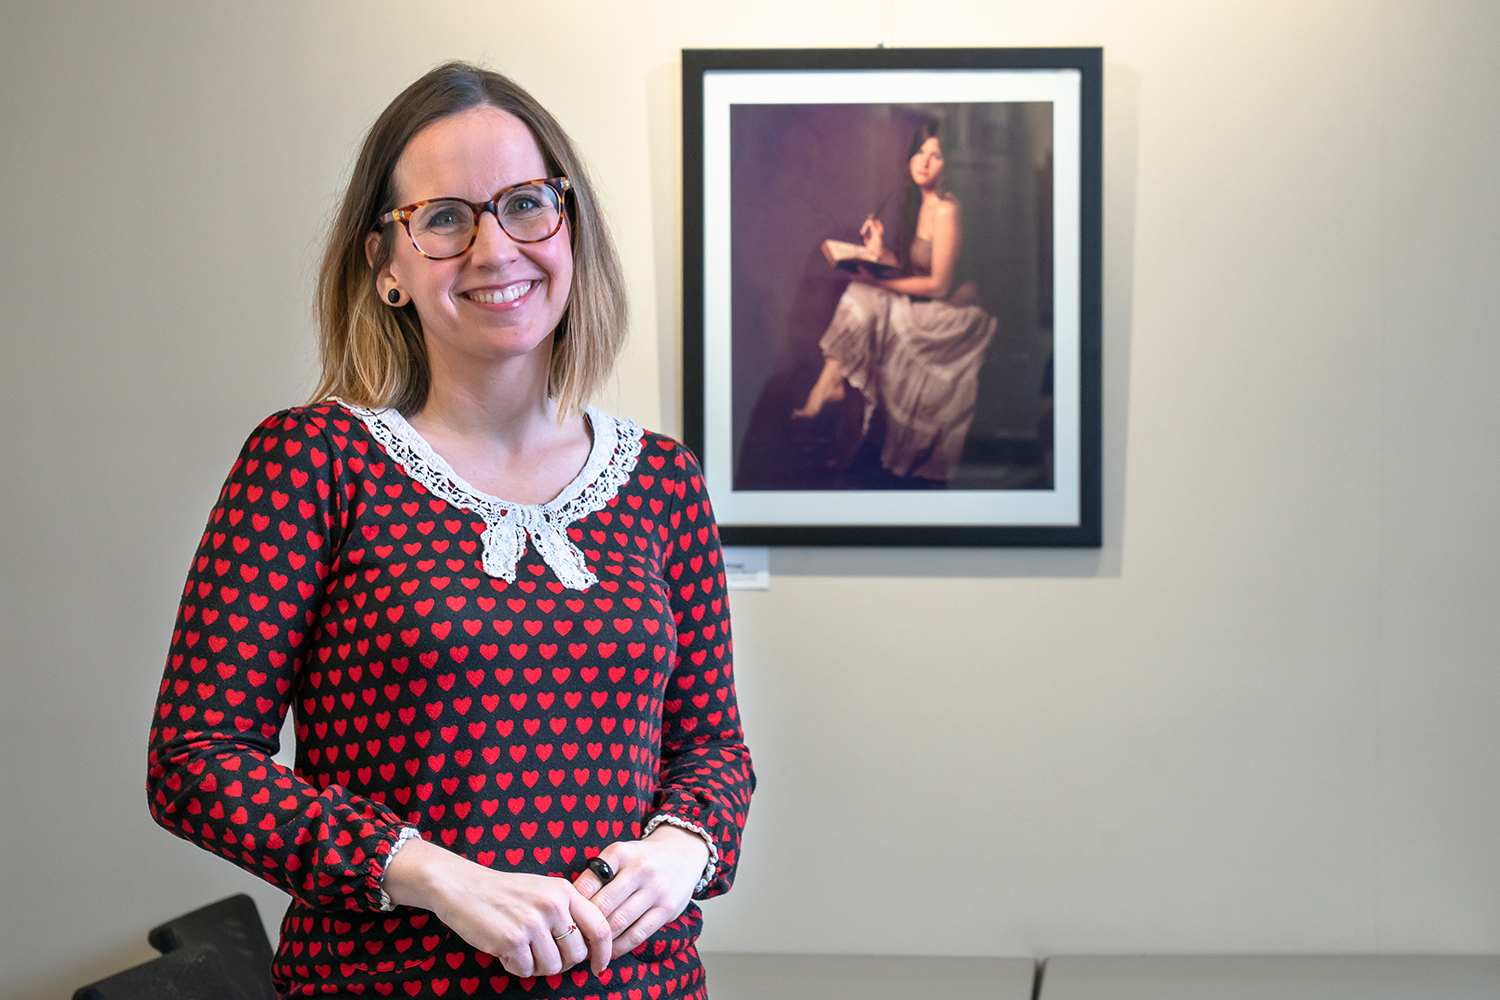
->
[[409, 183, 563, 257]]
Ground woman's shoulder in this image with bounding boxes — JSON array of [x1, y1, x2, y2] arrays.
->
[[236, 399, 377, 455], [587, 412, 705, 489], [629, 425, 702, 475]]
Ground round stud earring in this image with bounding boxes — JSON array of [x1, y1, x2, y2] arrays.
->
[[387, 288, 401, 305]]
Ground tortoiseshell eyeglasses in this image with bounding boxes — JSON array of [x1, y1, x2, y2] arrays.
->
[[376, 176, 571, 260]]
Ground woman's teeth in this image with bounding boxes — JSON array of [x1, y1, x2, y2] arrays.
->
[[467, 282, 535, 304]]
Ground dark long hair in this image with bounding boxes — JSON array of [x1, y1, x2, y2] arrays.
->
[[898, 118, 943, 270]]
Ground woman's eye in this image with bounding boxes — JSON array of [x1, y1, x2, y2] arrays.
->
[[501, 188, 553, 218], [418, 204, 470, 233], [504, 195, 542, 215]]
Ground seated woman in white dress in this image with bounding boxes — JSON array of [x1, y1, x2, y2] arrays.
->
[[792, 120, 997, 484]]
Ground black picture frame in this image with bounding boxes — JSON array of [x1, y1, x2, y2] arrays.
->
[[682, 47, 1102, 546]]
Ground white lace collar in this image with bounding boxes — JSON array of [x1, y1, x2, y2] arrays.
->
[[340, 402, 643, 591]]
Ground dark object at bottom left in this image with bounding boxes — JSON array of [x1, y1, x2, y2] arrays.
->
[[73, 893, 276, 1000]]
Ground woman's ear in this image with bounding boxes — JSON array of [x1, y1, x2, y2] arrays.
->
[[366, 232, 408, 307], [366, 230, 385, 271], [367, 231, 408, 307]]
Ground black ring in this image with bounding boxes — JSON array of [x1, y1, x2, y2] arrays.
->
[[587, 856, 615, 883]]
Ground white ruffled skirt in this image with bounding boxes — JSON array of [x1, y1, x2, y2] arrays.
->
[[818, 282, 997, 481]]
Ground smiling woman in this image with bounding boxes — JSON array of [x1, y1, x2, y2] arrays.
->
[[315, 65, 625, 422], [370, 108, 576, 412], [145, 62, 754, 1000]]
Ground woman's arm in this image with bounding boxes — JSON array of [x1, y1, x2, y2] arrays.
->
[[571, 437, 756, 957], [860, 215, 900, 268], [147, 407, 413, 912], [644, 439, 755, 895], [862, 198, 962, 298]]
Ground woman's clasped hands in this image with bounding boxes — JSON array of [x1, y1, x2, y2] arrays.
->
[[381, 824, 709, 978], [382, 838, 612, 978]]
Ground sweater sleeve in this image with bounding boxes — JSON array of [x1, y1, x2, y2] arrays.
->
[[146, 407, 409, 911], [646, 440, 755, 899]]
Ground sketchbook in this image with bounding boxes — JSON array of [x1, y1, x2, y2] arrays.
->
[[820, 239, 902, 279]]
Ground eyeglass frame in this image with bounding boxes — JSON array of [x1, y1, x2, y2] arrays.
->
[[375, 176, 572, 260]]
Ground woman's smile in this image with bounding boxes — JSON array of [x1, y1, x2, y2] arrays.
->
[[463, 279, 540, 307]]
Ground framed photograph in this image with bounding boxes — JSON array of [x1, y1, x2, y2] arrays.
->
[[682, 47, 1102, 546]]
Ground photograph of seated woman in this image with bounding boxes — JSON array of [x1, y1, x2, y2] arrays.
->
[[146, 62, 753, 999], [792, 120, 997, 484], [728, 102, 1055, 493]]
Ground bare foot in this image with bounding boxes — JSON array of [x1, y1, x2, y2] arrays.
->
[[792, 361, 847, 419]]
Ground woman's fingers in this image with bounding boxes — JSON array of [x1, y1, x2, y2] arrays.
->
[[573, 829, 706, 960], [568, 886, 614, 972], [569, 862, 603, 901], [593, 863, 647, 930], [600, 881, 656, 947], [570, 848, 621, 908], [611, 903, 676, 959], [528, 934, 565, 979], [552, 920, 592, 971], [502, 893, 599, 978], [587, 862, 680, 960]]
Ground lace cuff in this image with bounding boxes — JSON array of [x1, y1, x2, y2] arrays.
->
[[643, 813, 719, 896], [377, 826, 423, 912]]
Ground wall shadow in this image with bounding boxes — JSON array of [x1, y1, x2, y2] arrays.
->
[[647, 60, 683, 437]]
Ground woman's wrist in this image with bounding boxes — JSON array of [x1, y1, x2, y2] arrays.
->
[[643, 821, 710, 867], [381, 837, 458, 913], [642, 815, 717, 893]]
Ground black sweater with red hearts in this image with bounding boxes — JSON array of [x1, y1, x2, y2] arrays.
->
[[147, 401, 754, 999]]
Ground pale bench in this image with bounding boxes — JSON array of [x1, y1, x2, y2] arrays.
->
[[701, 953, 1038, 1000], [1041, 955, 1500, 1000], [702, 953, 1500, 999]]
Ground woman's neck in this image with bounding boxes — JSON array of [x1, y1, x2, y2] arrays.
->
[[409, 336, 567, 454]]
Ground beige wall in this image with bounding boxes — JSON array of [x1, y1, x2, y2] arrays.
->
[[3, 0, 1498, 996]]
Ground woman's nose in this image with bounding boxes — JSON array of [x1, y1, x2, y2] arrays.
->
[[469, 207, 518, 263]]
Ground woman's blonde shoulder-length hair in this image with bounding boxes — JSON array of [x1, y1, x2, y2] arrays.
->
[[311, 62, 627, 418]]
